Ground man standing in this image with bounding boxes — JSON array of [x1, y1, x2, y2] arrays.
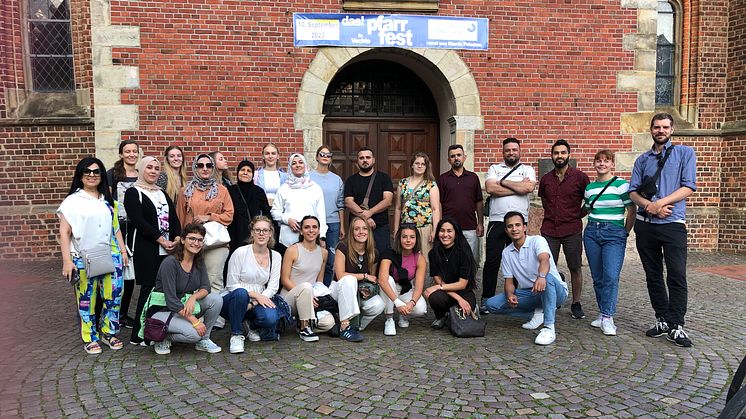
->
[[483, 211, 569, 345], [437, 144, 484, 259], [344, 147, 394, 254], [482, 138, 536, 313], [629, 113, 696, 347], [538, 139, 590, 320]]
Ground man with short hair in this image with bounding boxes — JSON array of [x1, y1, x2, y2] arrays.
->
[[344, 147, 395, 254], [483, 211, 569, 345], [481, 138, 536, 313], [538, 139, 590, 320], [437, 144, 484, 260], [629, 113, 696, 347]]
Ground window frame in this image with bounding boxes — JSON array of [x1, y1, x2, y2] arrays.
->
[[655, 0, 683, 110], [22, 0, 76, 93]]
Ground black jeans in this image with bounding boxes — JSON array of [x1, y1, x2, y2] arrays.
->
[[482, 221, 511, 300], [372, 223, 392, 256], [428, 289, 477, 320], [634, 221, 688, 326]]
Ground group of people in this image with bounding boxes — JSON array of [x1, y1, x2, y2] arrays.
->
[[57, 112, 697, 355]]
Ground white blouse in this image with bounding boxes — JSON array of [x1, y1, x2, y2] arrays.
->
[[57, 189, 116, 256], [225, 244, 281, 298]]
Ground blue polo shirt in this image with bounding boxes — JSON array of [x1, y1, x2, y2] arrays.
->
[[629, 141, 697, 224]]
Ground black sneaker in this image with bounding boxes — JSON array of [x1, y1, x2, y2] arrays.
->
[[645, 318, 670, 337], [570, 302, 586, 319], [479, 299, 490, 315], [299, 326, 319, 342], [666, 325, 692, 347], [121, 315, 135, 329], [431, 316, 448, 330]]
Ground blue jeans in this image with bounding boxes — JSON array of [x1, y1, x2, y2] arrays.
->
[[484, 273, 568, 326], [221, 288, 280, 339], [323, 222, 340, 286], [584, 221, 627, 317]]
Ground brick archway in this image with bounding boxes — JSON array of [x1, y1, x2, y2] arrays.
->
[[294, 47, 483, 173]]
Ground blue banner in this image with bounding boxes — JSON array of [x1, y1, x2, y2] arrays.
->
[[293, 13, 489, 50]]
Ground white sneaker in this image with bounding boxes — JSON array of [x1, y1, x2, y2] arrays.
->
[[398, 315, 410, 328], [384, 318, 396, 336], [246, 328, 261, 342], [229, 335, 245, 354], [214, 316, 226, 329], [194, 338, 222, 353], [154, 338, 171, 355], [601, 317, 617, 336], [522, 309, 544, 330], [534, 327, 556, 345], [591, 315, 603, 328]]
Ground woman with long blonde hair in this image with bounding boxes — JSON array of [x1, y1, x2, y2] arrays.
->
[[157, 145, 188, 204]]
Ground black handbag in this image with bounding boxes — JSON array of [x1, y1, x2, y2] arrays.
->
[[143, 312, 174, 342], [637, 146, 674, 200], [448, 306, 486, 338]]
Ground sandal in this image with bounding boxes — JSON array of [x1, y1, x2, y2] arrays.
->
[[84, 342, 102, 355], [101, 335, 123, 350]]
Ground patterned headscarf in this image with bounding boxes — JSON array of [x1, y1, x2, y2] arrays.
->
[[134, 156, 162, 191], [285, 153, 315, 189], [184, 154, 219, 200]]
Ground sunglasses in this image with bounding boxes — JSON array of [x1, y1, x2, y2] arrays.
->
[[318, 152, 333, 158], [196, 163, 214, 169], [82, 168, 102, 177]]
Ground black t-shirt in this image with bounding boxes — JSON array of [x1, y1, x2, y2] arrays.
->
[[429, 246, 474, 289], [343, 171, 394, 226], [336, 242, 378, 275]]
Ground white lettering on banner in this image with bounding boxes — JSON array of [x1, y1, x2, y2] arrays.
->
[[427, 19, 479, 41], [341, 16, 365, 27], [296, 19, 340, 41], [366, 15, 414, 47]]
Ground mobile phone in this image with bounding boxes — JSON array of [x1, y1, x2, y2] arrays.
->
[[69, 269, 81, 286]]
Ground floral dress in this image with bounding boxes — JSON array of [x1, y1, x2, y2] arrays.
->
[[399, 178, 436, 228]]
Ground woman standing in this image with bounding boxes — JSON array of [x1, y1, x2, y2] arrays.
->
[[393, 152, 441, 258], [177, 154, 235, 292], [210, 151, 233, 188], [227, 160, 271, 254], [124, 156, 181, 345], [106, 139, 139, 328], [583, 150, 636, 336], [310, 146, 345, 286], [281, 216, 335, 342], [424, 218, 477, 329], [222, 216, 281, 353], [271, 153, 327, 248], [378, 225, 428, 336], [58, 157, 128, 354], [156, 145, 188, 204], [141, 223, 223, 355], [255, 143, 287, 206], [330, 217, 385, 342]]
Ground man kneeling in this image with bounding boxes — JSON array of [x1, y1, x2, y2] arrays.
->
[[484, 211, 569, 345]]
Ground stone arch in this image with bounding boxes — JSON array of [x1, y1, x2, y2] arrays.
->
[[294, 47, 483, 172]]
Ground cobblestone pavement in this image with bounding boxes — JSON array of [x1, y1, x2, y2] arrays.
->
[[0, 251, 744, 418]]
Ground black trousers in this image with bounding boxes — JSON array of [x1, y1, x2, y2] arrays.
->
[[634, 221, 688, 326], [482, 221, 511, 300], [428, 289, 477, 320]]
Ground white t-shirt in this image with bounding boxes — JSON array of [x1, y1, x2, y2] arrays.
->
[[501, 235, 566, 291], [485, 162, 536, 222], [262, 171, 282, 201], [139, 187, 170, 255], [57, 189, 115, 256]]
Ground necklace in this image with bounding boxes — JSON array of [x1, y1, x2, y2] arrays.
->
[[443, 247, 455, 262]]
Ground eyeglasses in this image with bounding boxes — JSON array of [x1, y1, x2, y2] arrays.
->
[[318, 152, 333, 158], [252, 228, 271, 235], [185, 236, 204, 243], [82, 168, 102, 177], [196, 163, 214, 169]]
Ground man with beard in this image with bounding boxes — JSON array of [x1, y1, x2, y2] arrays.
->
[[344, 147, 394, 254], [629, 113, 696, 347], [437, 144, 484, 260], [538, 139, 590, 320], [481, 137, 536, 314]]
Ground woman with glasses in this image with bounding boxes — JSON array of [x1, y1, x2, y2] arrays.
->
[[378, 224, 428, 336], [210, 151, 233, 188], [177, 154, 235, 292], [156, 145, 188, 204], [221, 216, 281, 353], [227, 160, 271, 255], [280, 215, 335, 343], [330, 216, 385, 342], [310, 146, 345, 286], [58, 157, 128, 354], [271, 153, 327, 248], [124, 156, 181, 345], [393, 152, 441, 259], [142, 223, 223, 355]]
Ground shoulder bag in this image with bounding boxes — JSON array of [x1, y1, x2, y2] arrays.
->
[[485, 163, 523, 217], [637, 146, 674, 200], [360, 172, 378, 210], [77, 200, 116, 278], [448, 306, 486, 338], [588, 176, 618, 211], [143, 312, 174, 342], [187, 196, 230, 248]]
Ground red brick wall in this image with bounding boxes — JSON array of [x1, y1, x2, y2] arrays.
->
[[695, 0, 730, 129]]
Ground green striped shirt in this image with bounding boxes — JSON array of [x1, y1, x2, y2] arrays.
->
[[584, 177, 631, 227]]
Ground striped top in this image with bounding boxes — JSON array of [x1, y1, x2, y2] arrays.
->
[[584, 177, 632, 227]]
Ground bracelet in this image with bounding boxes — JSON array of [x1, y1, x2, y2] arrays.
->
[[191, 320, 201, 327], [439, 284, 444, 291], [363, 273, 368, 281], [410, 299, 416, 305]]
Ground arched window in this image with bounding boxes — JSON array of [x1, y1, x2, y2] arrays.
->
[[655, 0, 677, 106]]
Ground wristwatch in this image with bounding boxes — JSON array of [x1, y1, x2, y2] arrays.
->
[[538, 273, 547, 278]]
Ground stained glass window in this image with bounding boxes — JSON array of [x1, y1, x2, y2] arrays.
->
[[656, 1, 675, 106]]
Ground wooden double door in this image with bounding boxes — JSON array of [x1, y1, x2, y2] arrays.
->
[[323, 118, 439, 227]]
